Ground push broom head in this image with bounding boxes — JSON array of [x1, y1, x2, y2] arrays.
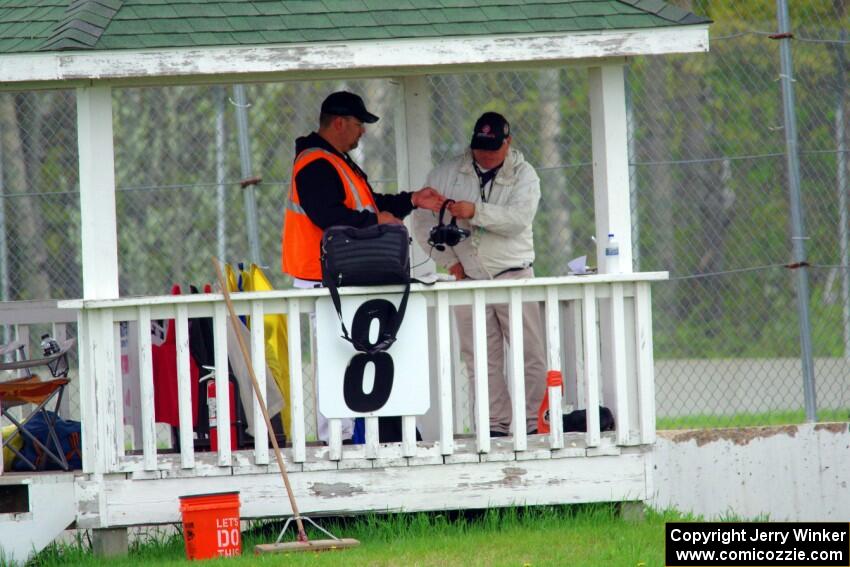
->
[[255, 538, 360, 554], [254, 515, 359, 555]]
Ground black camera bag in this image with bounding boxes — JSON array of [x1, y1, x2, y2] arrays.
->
[[320, 223, 411, 354]]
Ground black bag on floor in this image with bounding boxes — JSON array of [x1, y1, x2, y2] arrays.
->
[[321, 223, 411, 355], [563, 406, 615, 433]]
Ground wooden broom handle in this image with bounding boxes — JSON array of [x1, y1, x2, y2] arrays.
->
[[211, 258, 308, 541]]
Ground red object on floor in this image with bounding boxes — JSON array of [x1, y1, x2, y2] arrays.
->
[[152, 284, 200, 427]]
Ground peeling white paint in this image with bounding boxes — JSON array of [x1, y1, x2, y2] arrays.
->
[[652, 423, 850, 521]]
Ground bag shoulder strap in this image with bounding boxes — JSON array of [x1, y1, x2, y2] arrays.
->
[[325, 277, 411, 355], [324, 274, 355, 347]]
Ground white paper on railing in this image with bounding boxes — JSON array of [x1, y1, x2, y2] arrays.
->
[[316, 293, 430, 418]]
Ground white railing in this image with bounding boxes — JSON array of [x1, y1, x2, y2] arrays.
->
[[59, 273, 665, 476]]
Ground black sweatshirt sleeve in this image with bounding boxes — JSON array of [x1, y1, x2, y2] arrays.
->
[[374, 192, 415, 219], [295, 160, 377, 229]]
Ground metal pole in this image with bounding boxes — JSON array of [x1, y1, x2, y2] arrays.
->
[[215, 87, 227, 264], [776, 0, 817, 421], [0, 109, 9, 346], [836, 29, 850, 359], [232, 85, 261, 264]]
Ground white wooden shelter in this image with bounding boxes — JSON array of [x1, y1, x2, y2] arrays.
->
[[0, 1, 709, 561]]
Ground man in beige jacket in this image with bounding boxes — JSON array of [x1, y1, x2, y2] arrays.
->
[[412, 112, 547, 437]]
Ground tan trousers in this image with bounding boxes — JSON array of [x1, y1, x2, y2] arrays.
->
[[454, 268, 548, 434]]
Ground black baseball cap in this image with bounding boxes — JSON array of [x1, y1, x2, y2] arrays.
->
[[320, 91, 379, 123], [470, 112, 510, 150]]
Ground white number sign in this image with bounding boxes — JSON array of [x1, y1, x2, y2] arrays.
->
[[316, 293, 430, 418]]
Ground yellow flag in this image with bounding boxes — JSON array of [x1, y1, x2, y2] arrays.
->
[[224, 263, 239, 293], [246, 264, 292, 436]]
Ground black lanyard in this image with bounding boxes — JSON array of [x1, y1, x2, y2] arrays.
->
[[473, 161, 502, 203]]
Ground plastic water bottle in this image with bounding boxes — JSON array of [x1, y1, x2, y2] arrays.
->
[[605, 233, 620, 273], [40, 333, 60, 356]]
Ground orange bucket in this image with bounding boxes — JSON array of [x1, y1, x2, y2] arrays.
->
[[179, 491, 241, 560]]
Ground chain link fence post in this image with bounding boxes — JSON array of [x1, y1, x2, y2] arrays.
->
[[776, 0, 817, 422]]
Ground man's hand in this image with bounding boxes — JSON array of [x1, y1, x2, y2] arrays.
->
[[448, 200, 475, 219], [448, 262, 466, 281], [377, 211, 403, 225], [412, 187, 446, 212]]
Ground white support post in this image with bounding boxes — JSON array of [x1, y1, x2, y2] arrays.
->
[[589, 65, 632, 274], [77, 86, 119, 300], [91, 309, 120, 473], [590, 65, 633, 445], [395, 75, 434, 279], [77, 310, 97, 474]]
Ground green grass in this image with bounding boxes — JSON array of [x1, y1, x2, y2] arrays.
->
[[657, 408, 850, 430], [28, 505, 692, 567]]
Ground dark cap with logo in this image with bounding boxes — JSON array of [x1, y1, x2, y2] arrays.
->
[[470, 112, 511, 150], [320, 91, 379, 124]]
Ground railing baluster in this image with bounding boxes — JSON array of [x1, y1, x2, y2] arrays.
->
[[328, 419, 342, 461], [472, 289, 489, 454], [96, 310, 120, 473], [77, 311, 96, 474], [635, 283, 657, 444], [287, 299, 306, 463], [177, 304, 196, 469], [250, 300, 269, 465], [402, 416, 417, 457], [509, 288, 526, 451], [544, 286, 564, 450], [581, 285, 601, 447], [436, 290, 454, 455], [137, 306, 157, 471], [113, 321, 125, 458], [212, 302, 232, 466], [365, 417, 379, 459], [610, 283, 630, 445]]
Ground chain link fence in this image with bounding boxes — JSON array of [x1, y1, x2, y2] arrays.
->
[[2, 1, 849, 431]]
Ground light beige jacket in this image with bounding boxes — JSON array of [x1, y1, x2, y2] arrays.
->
[[412, 148, 540, 279]]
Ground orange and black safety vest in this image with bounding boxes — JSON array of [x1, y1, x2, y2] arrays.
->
[[281, 148, 378, 280]]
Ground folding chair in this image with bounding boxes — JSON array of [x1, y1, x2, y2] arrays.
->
[[0, 339, 75, 472]]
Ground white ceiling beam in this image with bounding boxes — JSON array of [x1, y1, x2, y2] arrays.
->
[[0, 26, 708, 90]]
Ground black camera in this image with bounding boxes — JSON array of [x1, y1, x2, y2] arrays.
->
[[428, 199, 470, 251]]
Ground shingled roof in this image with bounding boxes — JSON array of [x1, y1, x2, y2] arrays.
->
[[0, 0, 710, 54]]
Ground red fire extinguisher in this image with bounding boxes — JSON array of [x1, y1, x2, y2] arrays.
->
[[202, 369, 237, 451]]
